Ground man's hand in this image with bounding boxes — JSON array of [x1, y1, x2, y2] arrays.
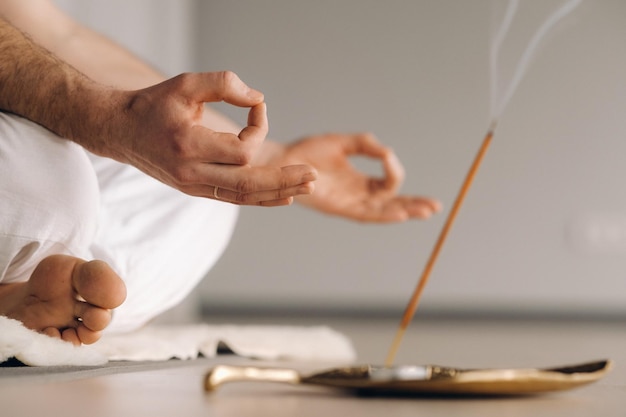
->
[[268, 133, 442, 223], [85, 71, 317, 206]]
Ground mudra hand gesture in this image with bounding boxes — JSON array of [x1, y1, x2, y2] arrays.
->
[[267, 133, 442, 223]]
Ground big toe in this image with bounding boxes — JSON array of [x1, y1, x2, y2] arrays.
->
[[73, 260, 126, 309]]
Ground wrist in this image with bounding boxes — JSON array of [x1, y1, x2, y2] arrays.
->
[[62, 80, 130, 161]]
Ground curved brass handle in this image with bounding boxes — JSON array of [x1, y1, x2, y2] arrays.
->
[[205, 365, 301, 391]]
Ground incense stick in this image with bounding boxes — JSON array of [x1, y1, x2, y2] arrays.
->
[[382, 0, 582, 369], [383, 0, 583, 368], [384, 127, 495, 367]]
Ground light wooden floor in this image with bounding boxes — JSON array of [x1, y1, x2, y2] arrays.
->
[[2, 316, 625, 417]]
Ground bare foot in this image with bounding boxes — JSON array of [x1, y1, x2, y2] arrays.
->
[[0, 255, 126, 345]]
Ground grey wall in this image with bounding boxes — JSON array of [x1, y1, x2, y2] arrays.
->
[[55, 0, 195, 76], [57, 1, 626, 317]]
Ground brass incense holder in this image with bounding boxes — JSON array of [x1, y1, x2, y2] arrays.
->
[[205, 360, 610, 396]]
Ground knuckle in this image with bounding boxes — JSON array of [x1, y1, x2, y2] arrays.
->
[[169, 139, 186, 158], [364, 131, 378, 141], [219, 70, 237, 89], [169, 131, 195, 160], [232, 141, 255, 165], [235, 172, 258, 196], [237, 148, 254, 165], [215, 70, 244, 100], [232, 192, 250, 204], [279, 175, 291, 190], [173, 72, 194, 90], [234, 177, 255, 194]]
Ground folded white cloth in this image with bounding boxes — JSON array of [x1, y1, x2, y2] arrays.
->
[[0, 316, 356, 366]]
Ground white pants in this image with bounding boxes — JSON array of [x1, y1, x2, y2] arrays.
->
[[0, 113, 239, 333]]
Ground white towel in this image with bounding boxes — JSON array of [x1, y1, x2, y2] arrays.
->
[[0, 316, 356, 366]]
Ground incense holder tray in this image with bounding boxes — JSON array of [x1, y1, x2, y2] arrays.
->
[[204, 360, 611, 396]]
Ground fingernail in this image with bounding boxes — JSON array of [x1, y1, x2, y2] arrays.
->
[[247, 88, 264, 101], [301, 170, 318, 182]]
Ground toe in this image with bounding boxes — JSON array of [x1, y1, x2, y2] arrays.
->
[[73, 260, 127, 310], [42, 327, 62, 339], [76, 324, 102, 345], [61, 328, 81, 346], [75, 303, 112, 332]]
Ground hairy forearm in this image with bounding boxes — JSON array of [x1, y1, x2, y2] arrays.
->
[[0, 17, 111, 145]]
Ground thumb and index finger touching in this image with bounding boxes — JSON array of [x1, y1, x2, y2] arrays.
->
[[181, 70, 268, 145], [340, 133, 406, 193], [186, 70, 265, 106], [177, 70, 317, 192]]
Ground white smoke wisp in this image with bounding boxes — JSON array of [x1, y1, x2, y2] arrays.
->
[[489, 0, 584, 131], [489, 0, 519, 125]]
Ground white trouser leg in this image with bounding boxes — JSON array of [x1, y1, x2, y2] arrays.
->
[[87, 152, 239, 333], [0, 113, 99, 283]]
